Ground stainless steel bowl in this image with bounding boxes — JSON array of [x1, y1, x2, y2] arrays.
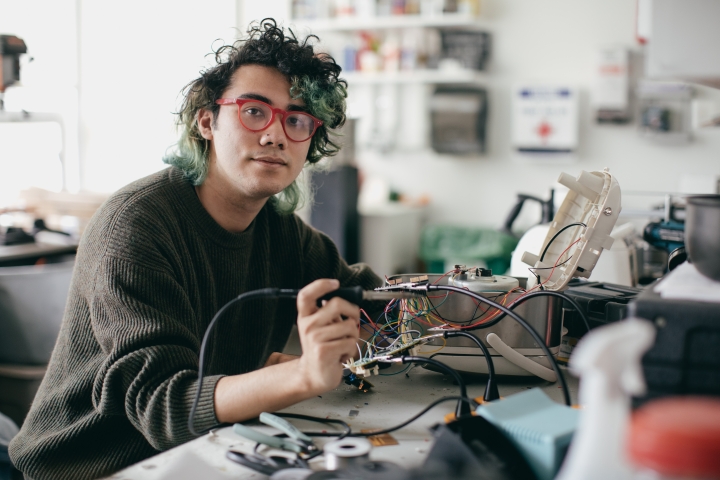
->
[[386, 274, 563, 350], [686, 195, 720, 281]]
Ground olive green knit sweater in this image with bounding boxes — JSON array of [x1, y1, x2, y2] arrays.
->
[[9, 167, 381, 480]]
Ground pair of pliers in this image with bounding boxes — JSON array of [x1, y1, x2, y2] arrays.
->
[[232, 412, 319, 457]]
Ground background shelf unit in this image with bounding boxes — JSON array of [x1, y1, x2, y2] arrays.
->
[[292, 13, 483, 32], [341, 69, 486, 84]]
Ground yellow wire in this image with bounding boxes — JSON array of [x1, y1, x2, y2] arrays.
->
[[420, 336, 446, 354]]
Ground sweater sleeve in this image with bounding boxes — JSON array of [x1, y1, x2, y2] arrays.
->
[[89, 255, 222, 451]]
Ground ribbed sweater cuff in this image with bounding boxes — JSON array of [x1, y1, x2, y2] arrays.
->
[[185, 374, 225, 434]]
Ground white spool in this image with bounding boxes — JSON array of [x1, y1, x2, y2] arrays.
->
[[323, 438, 372, 470]]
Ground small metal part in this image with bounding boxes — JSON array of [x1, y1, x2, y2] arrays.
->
[[375, 356, 402, 363], [603, 207, 613, 216], [362, 432, 399, 447], [362, 290, 425, 301]]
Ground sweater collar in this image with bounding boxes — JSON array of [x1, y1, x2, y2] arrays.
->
[[167, 167, 264, 248]]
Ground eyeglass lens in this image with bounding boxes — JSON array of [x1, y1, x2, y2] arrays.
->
[[239, 101, 316, 141]]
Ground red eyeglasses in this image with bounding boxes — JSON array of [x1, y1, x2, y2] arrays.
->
[[215, 98, 323, 142]]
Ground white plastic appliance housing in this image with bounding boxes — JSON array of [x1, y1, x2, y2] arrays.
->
[[521, 168, 621, 291]]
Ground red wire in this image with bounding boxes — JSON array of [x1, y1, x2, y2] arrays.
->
[[443, 239, 582, 330]]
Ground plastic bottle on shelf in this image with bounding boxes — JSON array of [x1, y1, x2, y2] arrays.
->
[[628, 397, 720, 480], [381, 32, 401, 72], [400, 29, 421, 70]]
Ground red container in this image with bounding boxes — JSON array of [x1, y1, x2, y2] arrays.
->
[[629, 397, 720, 479]]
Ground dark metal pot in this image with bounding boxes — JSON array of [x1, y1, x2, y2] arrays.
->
[[685, 195, 720, 281]]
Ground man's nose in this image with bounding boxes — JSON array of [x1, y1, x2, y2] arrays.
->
[[259, 113, 286, 147]]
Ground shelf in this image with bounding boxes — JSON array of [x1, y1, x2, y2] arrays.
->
[[341, 69, 486, 84], [292, 13, 483, 32]]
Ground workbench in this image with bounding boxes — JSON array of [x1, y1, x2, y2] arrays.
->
[[109, 366, 578, 479]]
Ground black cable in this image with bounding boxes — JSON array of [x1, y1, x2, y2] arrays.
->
[[388, 356, 472, 419], [274, 413, 352, 440], [256, 396, 475, 440], [460, 290, 591, 337], [350, 396, 475, 437], [508, 291, 591, 334], [539, 222, 587, 262], [424, 285, 571, 406], [188, 288, 298, 437], [443, 331, 499, 402]]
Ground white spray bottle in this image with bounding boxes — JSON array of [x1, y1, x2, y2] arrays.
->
[[555, 317, 656, 480]]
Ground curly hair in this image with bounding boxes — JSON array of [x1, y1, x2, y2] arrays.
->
[[163, 18, 347, 214]]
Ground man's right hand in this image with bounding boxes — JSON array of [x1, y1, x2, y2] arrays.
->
[[295, 279, 360, 395], [214, 278, 361, 424]]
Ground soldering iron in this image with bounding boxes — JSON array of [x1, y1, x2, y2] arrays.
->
[[188, 285, 426, 436]]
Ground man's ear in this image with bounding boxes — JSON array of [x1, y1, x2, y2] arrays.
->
[[197, 108, 214, 140]]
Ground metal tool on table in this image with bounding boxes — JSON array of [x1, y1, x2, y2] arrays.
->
[[227, 412, 318, 475]]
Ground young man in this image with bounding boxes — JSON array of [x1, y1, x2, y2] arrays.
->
[[10, 19, 381, 480]]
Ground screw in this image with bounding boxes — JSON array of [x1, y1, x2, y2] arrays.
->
[[603, 207, 613, 216], [655, 316, 667, 328]]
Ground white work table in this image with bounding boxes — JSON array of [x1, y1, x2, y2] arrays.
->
[[109, 366, 578, 479]]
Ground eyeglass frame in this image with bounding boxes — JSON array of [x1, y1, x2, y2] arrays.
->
[[215, 98, 324, 143]]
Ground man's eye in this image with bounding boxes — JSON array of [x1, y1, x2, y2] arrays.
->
[[245, 108, 263, 116]]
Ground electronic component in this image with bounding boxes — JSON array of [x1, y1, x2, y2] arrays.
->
[[342, 369, 374, 392], [476, 388, 578, 480]]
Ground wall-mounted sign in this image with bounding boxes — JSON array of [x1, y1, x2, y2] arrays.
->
[[512, 85, 579, 153]]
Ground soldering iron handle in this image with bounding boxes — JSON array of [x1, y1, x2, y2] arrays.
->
[[316, 285, 364, 307]]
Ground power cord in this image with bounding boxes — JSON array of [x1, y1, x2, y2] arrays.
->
[[189, 288, 297, 437], [443, 331, 499, 402], [252, 396, 475, 441], [379, 356, 474, 419]]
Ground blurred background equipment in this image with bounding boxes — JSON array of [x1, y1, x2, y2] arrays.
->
[[420, 226, 517, 275], [430, 85, 488, 154], [636, 81, 693, 143], [311, 165, 361, 264], [512, 85, 579, 154], [631, 259, 720, 402], [0, 34, 27, 105], [0, 251, 74, 427], [592, 47, 631, 124], [500, 190, 554, 238], [310, 119, 361, 264], [438, 29, 490, 71], [684, 194, 720, 282]]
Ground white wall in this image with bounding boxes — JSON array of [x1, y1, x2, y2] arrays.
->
[[241, 0, 720, 230], [355, 0, 720, 230], [78, 0, 237, 192], [0, 0, 79, 201]]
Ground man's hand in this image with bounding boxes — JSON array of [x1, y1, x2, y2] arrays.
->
[[214, 279, 360, 424], [295, 279, 360, 395]]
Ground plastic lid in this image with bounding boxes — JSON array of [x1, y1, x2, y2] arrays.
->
[[520, 168, 621, 291], [628, 397, 720, 478]]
